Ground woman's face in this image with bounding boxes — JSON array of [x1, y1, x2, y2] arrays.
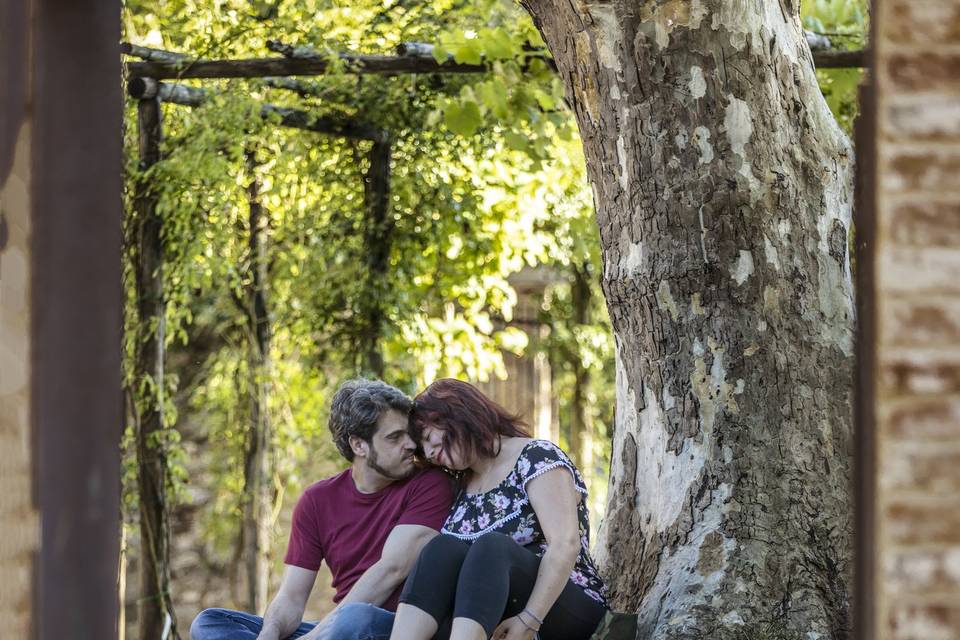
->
[[420, 424, 468, 470]]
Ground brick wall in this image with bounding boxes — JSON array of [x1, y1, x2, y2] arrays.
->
[[874, 0, 960, 638]]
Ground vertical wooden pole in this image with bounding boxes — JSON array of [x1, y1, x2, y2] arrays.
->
[[360, 137, 393, 377], [852, 65, 877, 640], [241, 150, 273, 613], [27, 1, 123, 637], [569, 263, 593, 471], [133, 95, 179, 640]]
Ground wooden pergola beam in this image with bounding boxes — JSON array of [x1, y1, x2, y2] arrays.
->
[[126, 53, 491, 80], [122, 42, 329, 97], [127, 77, 388, 141], [125, 47, 866, 81], [809, 49, 868, 69]]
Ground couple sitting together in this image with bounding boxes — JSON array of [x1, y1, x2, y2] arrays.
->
[[192, 377, 609, 640]]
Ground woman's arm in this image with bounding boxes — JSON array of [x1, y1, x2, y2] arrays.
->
[[494, 467, 582, 640], [523, 467, 583, 621]]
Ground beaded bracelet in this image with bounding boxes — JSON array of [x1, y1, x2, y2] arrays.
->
[[522, 608, 544, 627], [516, 612, 539, 633]]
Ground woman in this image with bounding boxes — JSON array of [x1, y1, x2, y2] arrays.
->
[[389, 378, 608, 640]]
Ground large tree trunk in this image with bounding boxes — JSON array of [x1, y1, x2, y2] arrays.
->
[[520, 2, 854, 638], [133, 97, 180, 640], [239, 151, 274, 613]]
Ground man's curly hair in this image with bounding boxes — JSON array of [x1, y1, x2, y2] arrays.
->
[[328, 379, 413, 461]]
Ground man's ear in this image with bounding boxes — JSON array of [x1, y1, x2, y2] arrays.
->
[[349, 435, 368, 459]]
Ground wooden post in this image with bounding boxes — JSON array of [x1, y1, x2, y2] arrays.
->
[[568, 263, 593, 472], [240, 150, 274, 613], [132, 95, 179, 640], [359, 138, 393, 377]]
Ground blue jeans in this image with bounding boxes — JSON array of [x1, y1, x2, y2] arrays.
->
[[190, 602, 395, 640]]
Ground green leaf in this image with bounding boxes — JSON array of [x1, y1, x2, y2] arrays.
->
[[432, 44, 452, 64], [479, 27, 516, 60], [453, 40, 483, 65], [477, 79, 510, 119], [534, 89, 557, 111], [444, 100, 484, 136], [503, 130, 530, 152]]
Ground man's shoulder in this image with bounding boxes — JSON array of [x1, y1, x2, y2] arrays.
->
[[404, 467, 455, 494], [300, 468, 351, 500]]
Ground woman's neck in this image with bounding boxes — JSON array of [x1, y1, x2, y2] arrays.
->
[[467, 436, 509, 479]]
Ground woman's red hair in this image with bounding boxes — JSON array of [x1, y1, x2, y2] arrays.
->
[[410, 378, 529, 462]]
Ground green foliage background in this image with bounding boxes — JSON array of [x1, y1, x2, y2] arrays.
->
[[120, 0, 866, 627]]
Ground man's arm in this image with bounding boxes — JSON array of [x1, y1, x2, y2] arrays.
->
[[339, 523, 439, 606], [257, 565, 318, 640], [297, 524, 439, 640]]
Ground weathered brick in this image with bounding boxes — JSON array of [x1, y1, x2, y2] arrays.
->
[[883, 1, 960, 45], [878, 246, 960, 294], [885, 96, 960, 142], [883, 149, 960, 193], [887, 499, 960, 545], [883, 397, 960, 439], [881, 297, 960, 346], [881, 443, 960, 494], [884, 53, 960, 93], [879, 350, 960, 396], [884, 200, 960, 248], [885, 547, 960, 593], [888, 603, 960, 640]]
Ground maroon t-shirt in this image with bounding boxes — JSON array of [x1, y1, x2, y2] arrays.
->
[[284, 466, 454, 611]]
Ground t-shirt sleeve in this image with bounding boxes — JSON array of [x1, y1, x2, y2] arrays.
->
[[397, 468, 455, 529], [283, 490, 324, 571], [519, 440, 588, 496]]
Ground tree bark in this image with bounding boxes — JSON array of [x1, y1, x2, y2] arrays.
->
[[240, 150, 274, 613], [519, 2, 854, 638], [133, 97, 180, 640]]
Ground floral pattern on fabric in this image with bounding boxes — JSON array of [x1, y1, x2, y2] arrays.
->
[[441, 439, 609, 606]]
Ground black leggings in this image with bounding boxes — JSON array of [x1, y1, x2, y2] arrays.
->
[[399, 533, 606, 640]]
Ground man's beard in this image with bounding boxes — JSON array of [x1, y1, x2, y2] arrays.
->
[[367, 443, 415, 481]]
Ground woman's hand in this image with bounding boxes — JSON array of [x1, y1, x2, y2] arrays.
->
[[493, 616, 537, 640]]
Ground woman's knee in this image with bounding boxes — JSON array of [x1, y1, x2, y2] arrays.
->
[[466, 532, 517, 559], [420, 533, 470, 563]]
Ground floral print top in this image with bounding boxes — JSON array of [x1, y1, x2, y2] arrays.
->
[[441, 439, 608, 607]]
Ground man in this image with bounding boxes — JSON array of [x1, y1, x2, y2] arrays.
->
[[191, 379, 454, 640]]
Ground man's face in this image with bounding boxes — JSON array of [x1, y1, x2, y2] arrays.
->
[[365, 409, 417, 481]]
